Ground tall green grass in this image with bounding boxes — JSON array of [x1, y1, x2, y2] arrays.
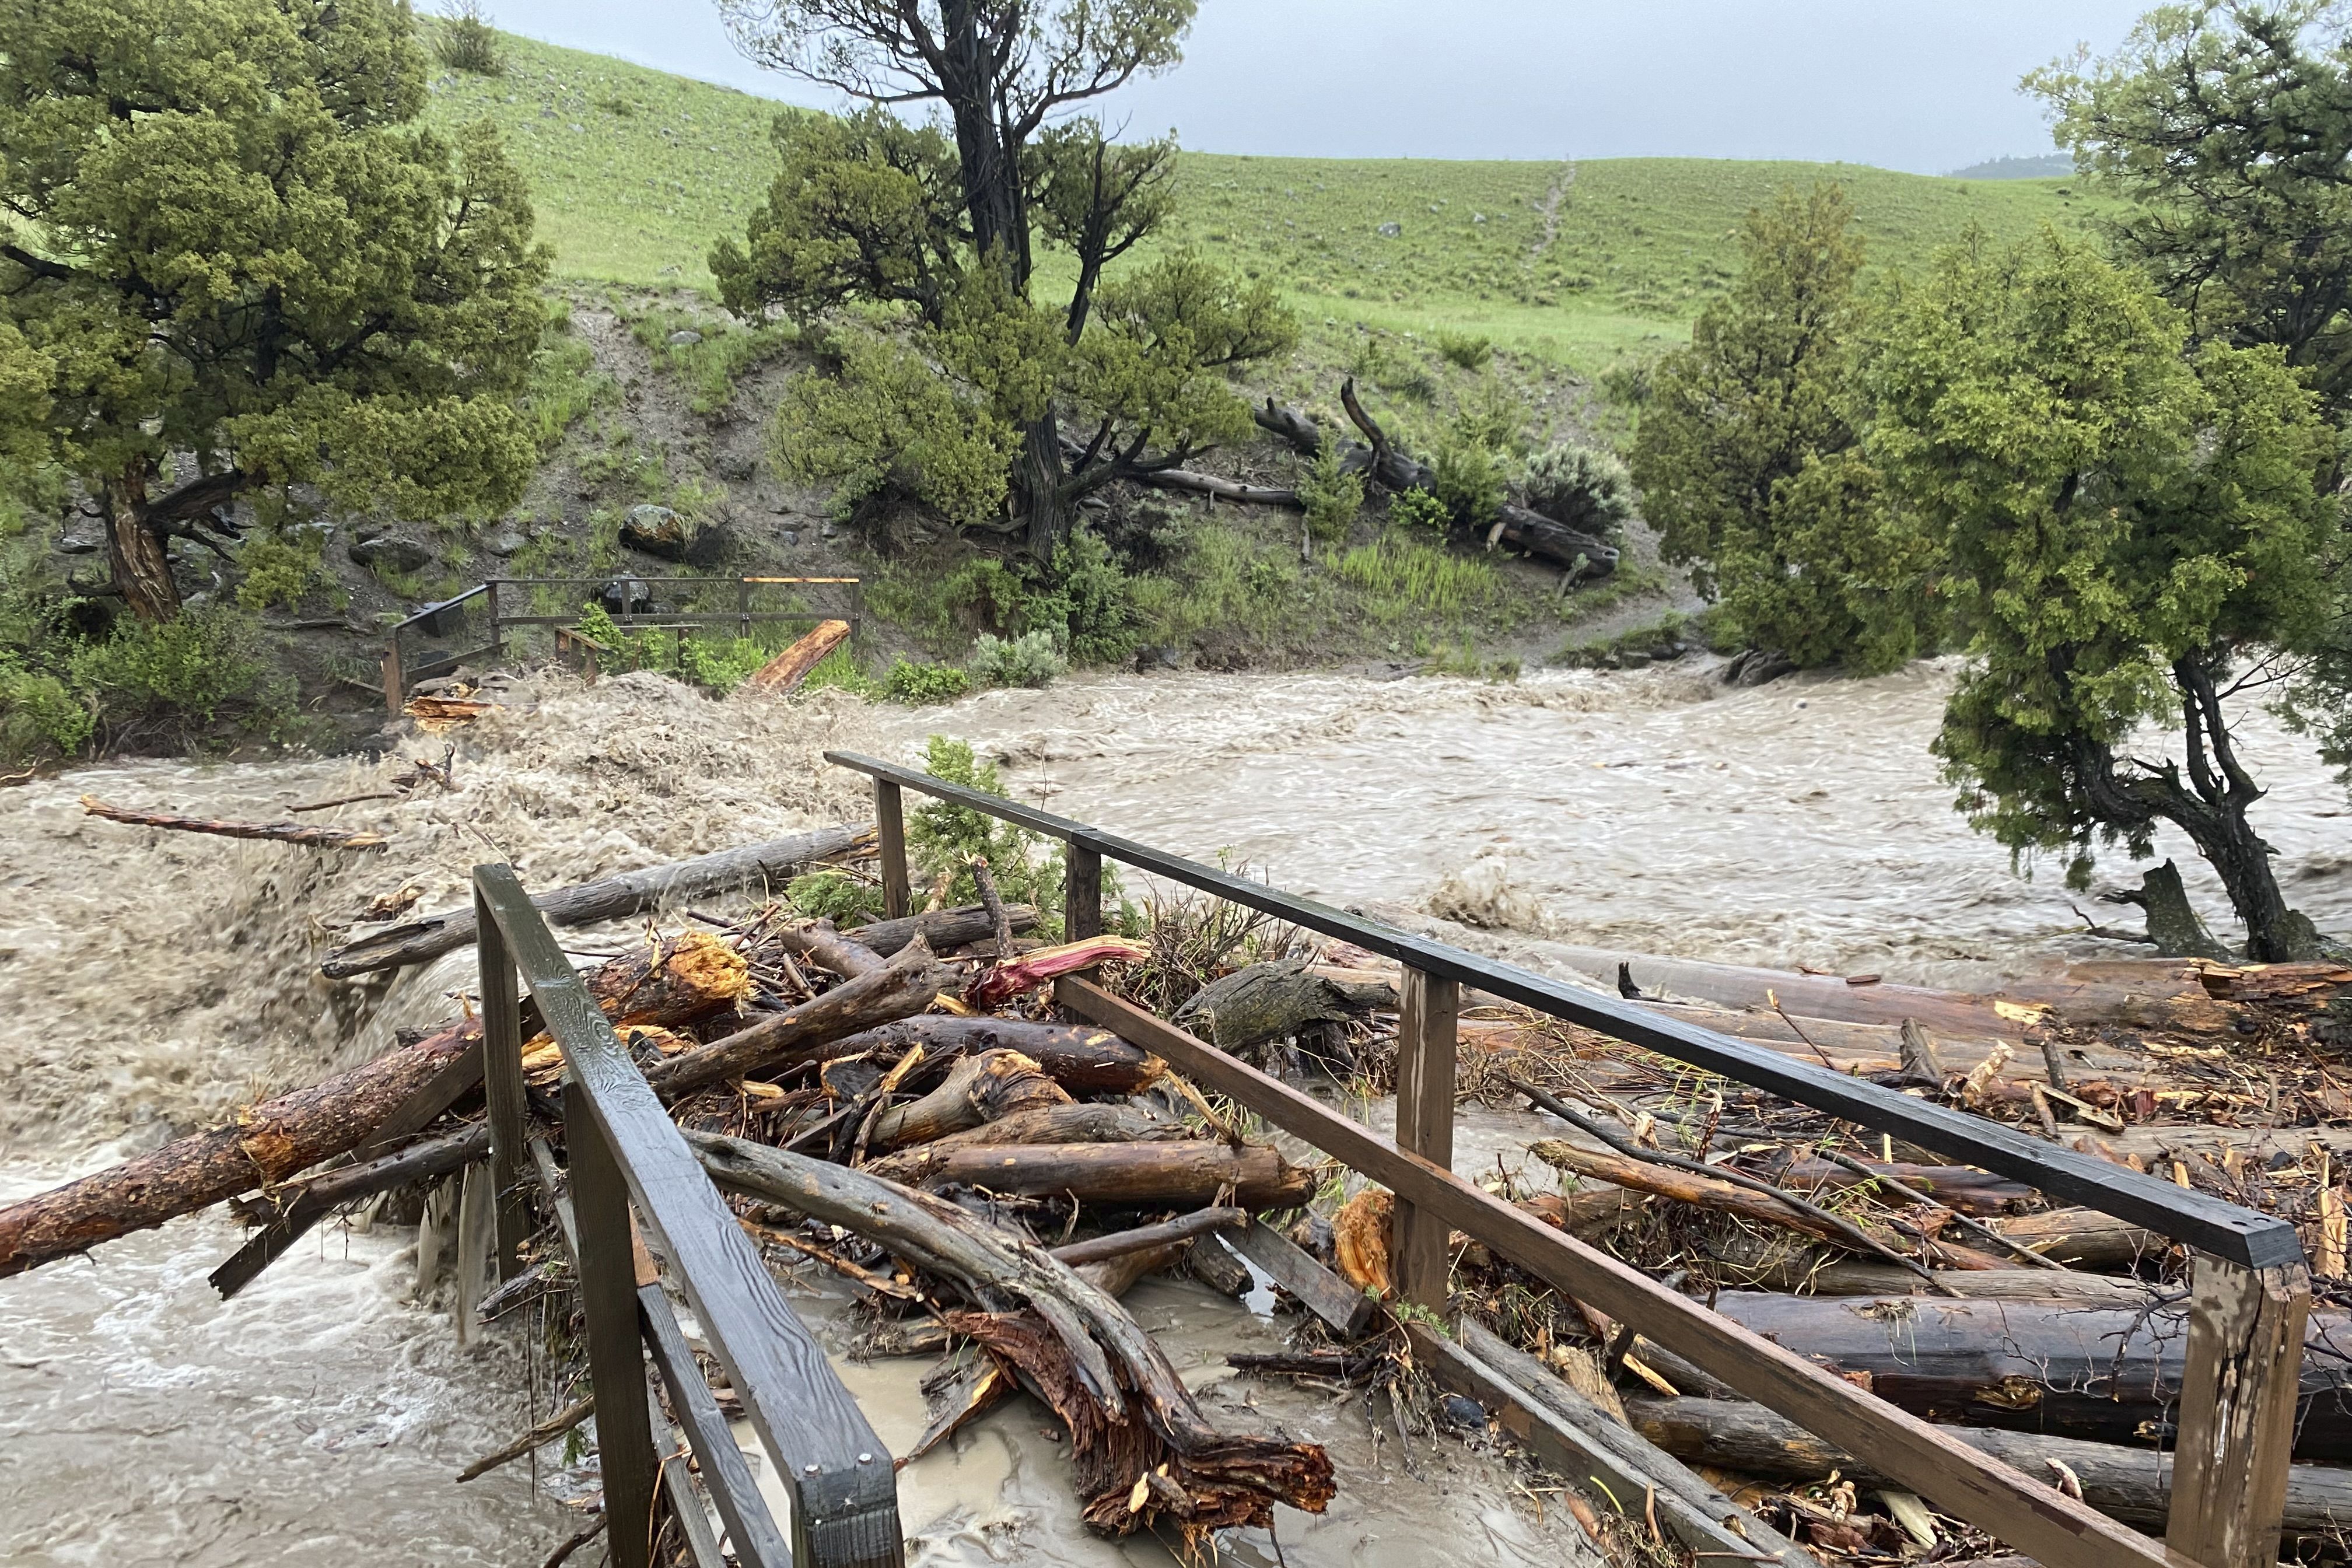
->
[[1338, 531, 1502, 621]]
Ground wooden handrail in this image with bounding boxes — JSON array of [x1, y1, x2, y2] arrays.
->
[[823, 749, 2297, 1268], [838, 749, 2312, 1568], [474, 864, 903, 1568]]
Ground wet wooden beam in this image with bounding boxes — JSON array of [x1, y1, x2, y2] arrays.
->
[[1391, 966, 1458, 1309], [2166, 1256, 2313, 1568]]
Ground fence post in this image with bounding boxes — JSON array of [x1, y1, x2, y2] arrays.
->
[[876, 779, 910, 921], [566, 1099, 660, 1568], [2166, 1254, 2311, 1568], [485, 579, 503, 663], [1065, 841, 1102, 940], [473, 882, 531, 1284], [737, 576, 752, 639], [380, 638, 404, 716], [1391, 965, 1459, 1309]]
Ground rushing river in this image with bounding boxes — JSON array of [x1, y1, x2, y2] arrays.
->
[[1, 659, 2344, 1564]]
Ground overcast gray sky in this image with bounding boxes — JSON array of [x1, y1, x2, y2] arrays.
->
[[481, 0, 2155, 173]]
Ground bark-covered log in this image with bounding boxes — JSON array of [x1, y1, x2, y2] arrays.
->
[[0, 1020, 481, 1278], [1768, 1157, 2035, 1217], [643, 938, 940, 1100], [1054, 1208, 1248, 1268], [1988, 1207, 2165, 1269], [579, 930, 750, 1029], [320, 824, 869, 977], [866, 1049, 1073, 1151], [766, 919, 887, 979], [1252, 399, 1322, 454], [1173, 959, 1396, 1051], [1733, 1258, 2173, 1306], [864, 1104, 1183, 1184], [1624, 1395, 2352, 1535], [82, 794, 389, 850], [826, 1016, 1165, 1094], [880, 1140, 1315, 1208], [1699, 1292, 2352, 1460], [844, 902, 1040, 959], [1129, 469, 1301, 508], [685, 1130, 1335, 1538]]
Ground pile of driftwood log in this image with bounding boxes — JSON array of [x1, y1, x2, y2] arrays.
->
[[8, 801, 2352, 1566]]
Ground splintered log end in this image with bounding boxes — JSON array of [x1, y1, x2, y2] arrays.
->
[[744, 620, 852, 694], [1332, 1188, 1395, 1299]]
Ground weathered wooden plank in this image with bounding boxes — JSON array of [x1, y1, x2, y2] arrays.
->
[[1055, 977, 2198, 1568], [648, 1385, 730, 1568], [1406, 1320, 1823, 1567], [2167, 1256, 2314, 1568], [875, 780, 909, 922], [1222, 1216, 1374, 1336], [568, 1102, 660, 1568], [1392, 967, 1458, 1308], [822, 750, 2295, 1270], [639, 1282, 792, 1568], [476, 866, 902, 1568], [476, 888, 531, 1284]]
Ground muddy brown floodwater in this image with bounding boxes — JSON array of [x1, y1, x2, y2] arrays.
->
[[1, 659, 2344, 1564]]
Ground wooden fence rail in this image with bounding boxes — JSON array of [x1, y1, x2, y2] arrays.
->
[[828, 748, 2310, 1568], [475, 864, 903, 1568]]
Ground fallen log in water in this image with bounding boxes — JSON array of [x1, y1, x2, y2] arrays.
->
[[319, 823, 869, 977], [82, 794, 388, 851], [685, 1130, 1336, 1537], [1625, 1395, 2352, 1535], [1698, 1292, 2352, 1460], [0, 1019, 480, 1278], [741, 619, 849, 694]]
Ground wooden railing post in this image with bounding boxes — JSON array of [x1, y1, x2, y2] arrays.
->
[[474, 886, 532, 1285], [875, 779, 910, 921], [1391, 965, 1459, 1309], [566, 1101, 660, 1568], [2166, 1254, 2312, 1568], [1065, 841, 1102, 940], [380, 639, 404, 715]]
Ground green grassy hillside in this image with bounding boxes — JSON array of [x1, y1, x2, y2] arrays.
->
[[424, 28, 2104, 374]]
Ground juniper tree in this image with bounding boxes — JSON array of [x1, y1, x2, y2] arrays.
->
[[1869, 231, 2337, 961], [712, 1, 1293, 554], [1628, 184, 1929, 670], [0, 0, 548, 622]]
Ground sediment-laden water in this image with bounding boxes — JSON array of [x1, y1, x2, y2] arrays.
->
[[2, 658, 2343, 1563]]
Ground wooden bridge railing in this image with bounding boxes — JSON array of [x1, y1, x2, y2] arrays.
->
[[474, 864, 903, 1568], [826, 748, 2311, 1568]]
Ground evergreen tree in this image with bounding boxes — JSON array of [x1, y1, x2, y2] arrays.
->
[[1870, 230, 2338, 961], [1628, 184, 1928, 669], [0, 0, 548, 622]]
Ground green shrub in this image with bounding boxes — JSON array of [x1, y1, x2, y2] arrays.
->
[[517, 310, 614, 452], [433, 1, 504, 75], [786, 868, 879, 926], [907, 736, 1068, 932], [0, 659, 92, 760], [234, 528, 327, 612], [970, 629, 1067, 687], [1522, 442, 1634, 541], [884, 658, 972, 705], [1451, 373, 1533, 456], [798, 643, 884, 698], [1436, 331, 1495, 372], [1600, 354, 1659, 408], [66, 605, 287, 743], [1296, 441, 1364, 543], [1429, 437, 1507, 527]]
